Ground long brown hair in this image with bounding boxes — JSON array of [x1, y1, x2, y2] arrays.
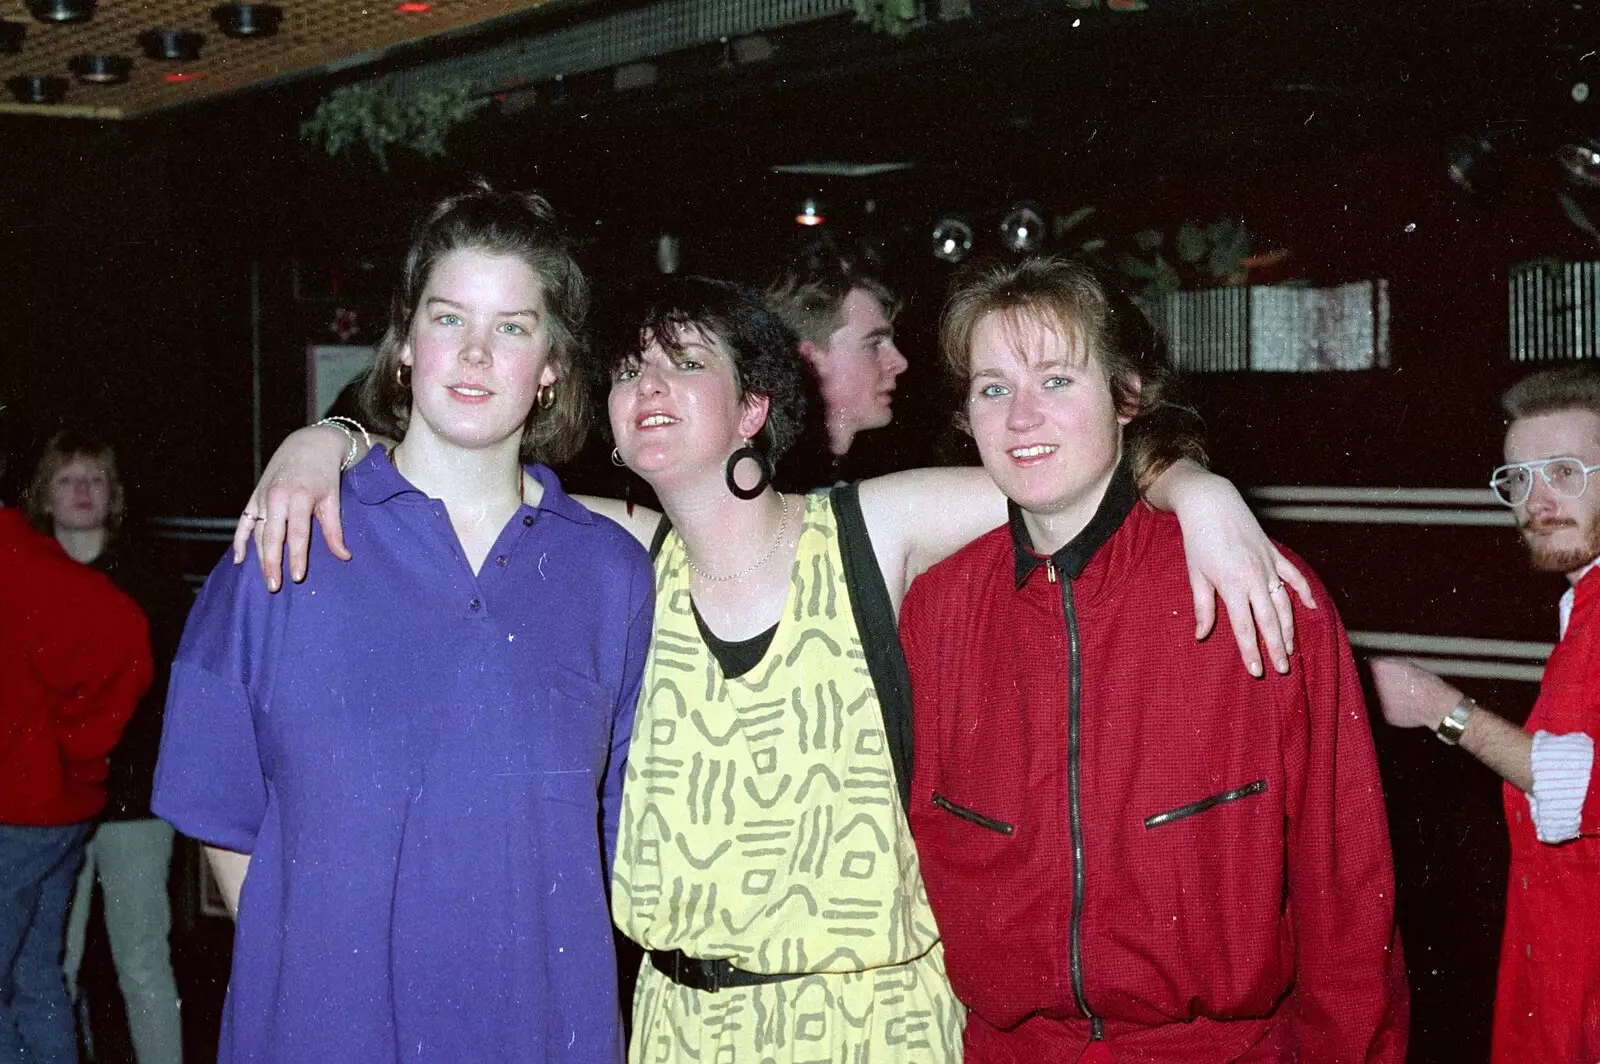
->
[[359, 182, 593, 465]]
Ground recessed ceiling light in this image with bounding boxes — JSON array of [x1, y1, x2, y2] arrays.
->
[[6, 74, 68, 104], [27, 0, 93, 22], [0, 19, 25, 53], [162, 71, 203, 84], [395, 2, 432, 11], [70, 54, 133, 85], [211, 3, 282, 39], [998, 202, 1047, 254], [138, 29, 205, 62], [930, 216, 975, 264]]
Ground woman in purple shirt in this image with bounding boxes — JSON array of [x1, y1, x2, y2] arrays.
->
[[153, 186, 653, 1063]]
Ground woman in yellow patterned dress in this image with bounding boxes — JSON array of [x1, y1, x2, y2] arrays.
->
[[590, 278, 1312, 1063], [234, 275, 1313, 1064]]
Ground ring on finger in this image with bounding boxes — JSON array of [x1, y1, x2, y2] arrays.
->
[[1268, 579, 1285, 593], [243, 511, 265, 523]]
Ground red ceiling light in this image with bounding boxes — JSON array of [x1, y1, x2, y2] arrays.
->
[[162, 71, 202, 83], [395, 2, 432, 11], [794, 197, 825, 227]]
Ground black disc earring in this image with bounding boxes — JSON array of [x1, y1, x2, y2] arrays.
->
[[724, 444, 773, 500]]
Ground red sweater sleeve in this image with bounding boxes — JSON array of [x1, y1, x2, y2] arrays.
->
[[1286, 592, 1409, 1062], [41, 564, 152, 775]]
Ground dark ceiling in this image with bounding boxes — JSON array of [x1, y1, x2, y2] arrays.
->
[[0, 0, 582, 118]]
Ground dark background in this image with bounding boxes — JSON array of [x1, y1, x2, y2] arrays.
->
[[4, 1, 1595, 1059]]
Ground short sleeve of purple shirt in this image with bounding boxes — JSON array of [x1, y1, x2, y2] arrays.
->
[[154, 452, 652, 1064]]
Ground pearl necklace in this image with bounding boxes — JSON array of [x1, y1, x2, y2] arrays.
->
[[687, 495, 793, 583]]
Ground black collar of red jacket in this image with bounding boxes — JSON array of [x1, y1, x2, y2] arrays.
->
[[1011, 458, 1137, 587]]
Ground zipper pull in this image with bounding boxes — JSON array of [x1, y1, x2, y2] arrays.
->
[[1047, 562, 1058, 584]]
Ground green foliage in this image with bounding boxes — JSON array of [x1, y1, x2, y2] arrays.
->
[[1050, 207, 1254, 303], [1117, 218, 1252, 303], [301, 81, 489, 170], [853, 0, 921, 37]]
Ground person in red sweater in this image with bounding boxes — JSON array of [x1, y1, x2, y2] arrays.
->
[[0, 409, 151, 1064], [899, 258, 1407, 1063]]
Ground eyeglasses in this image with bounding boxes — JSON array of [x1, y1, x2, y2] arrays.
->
[[1489, 456, 1600, 506]]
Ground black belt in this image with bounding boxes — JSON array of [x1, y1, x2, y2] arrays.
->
[[648, 948, 804, 993]]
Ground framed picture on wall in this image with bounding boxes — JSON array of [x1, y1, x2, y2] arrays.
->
[[307, 344, 377, 422]]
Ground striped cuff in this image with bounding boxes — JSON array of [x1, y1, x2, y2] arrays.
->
[[1527, 730, 1596, 844]]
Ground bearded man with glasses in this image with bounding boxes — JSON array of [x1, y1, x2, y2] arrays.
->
[[1372, 365, 1600, 1064]]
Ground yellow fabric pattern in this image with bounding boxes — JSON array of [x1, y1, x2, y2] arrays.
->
[[613, 490, 962, 1062]]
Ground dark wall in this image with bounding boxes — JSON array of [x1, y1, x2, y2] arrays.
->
[[0, 4, 1590, 1059]]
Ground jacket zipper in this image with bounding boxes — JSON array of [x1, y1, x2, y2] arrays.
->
[[1052, 562, 1103, 1042], [932, 792, 1016, 835], [1143, 778, 1269, 830]]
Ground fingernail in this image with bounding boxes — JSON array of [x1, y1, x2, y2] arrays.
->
[[1275, 657, 1289, 674], [267, 577, 279, 592], [1249, 661, 1263, 677]]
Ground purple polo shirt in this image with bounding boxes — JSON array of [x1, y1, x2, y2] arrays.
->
[[154, 450, 652, 1064]]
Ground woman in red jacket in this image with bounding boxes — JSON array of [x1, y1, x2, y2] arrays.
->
[[899, 257, 1409, 1063]]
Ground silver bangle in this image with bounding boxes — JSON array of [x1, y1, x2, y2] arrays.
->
[[1435, 697, 1475, 746], [314, 416, 371, 472]]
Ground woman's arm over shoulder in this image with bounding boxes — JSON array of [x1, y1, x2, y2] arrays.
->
[[570, 495, 662, 551], [855, 468, 1009, 615], [1147, 459, 1316, 677], [231, 425, 368, 590]]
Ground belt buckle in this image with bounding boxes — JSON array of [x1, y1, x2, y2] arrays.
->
[[673, 952, 719, 993]]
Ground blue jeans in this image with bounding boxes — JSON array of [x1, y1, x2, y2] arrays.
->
[[0, 822, 89, 1064]]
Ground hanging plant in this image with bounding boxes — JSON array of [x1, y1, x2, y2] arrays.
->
[[853, 0, 920, 37], [1116, 219, 1254, 303], [301, 81, 489, 170]]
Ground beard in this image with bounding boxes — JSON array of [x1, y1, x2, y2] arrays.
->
[[1522, 517, 1600, 573]]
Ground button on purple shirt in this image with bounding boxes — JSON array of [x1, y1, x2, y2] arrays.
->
[[154, 451, 652, 1063]]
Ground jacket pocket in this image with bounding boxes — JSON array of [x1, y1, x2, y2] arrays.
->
[[932, 792, 1015, 835], [1144, 778, 1268, 830]]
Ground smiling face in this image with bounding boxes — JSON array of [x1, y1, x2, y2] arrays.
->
[[965, 309, 1132, 553], [607, 323, 769, 493], [1504, 408, 1600, 575], [398, 247, 557, 455]]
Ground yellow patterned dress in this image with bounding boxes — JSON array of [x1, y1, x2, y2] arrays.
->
[[613, 490, 963, 1063]]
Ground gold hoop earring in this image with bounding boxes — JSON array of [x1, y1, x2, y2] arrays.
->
[[536, 383, 557, 410], [395, 362, 411, 389]]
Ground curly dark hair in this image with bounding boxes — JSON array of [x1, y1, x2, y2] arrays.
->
[[600, 276, 807, 462]]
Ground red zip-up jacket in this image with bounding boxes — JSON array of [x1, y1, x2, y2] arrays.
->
[[0, 508, 151, 825], [900, 469, 1407, 1063]]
